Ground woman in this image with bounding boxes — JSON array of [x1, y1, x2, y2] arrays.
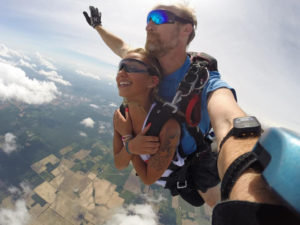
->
[[113, 48, 184, 186]]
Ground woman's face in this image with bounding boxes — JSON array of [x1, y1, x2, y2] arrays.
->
[[116, 52, 158, 101]]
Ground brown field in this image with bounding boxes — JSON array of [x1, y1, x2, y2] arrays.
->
[[50, 191, 89, 225], [51, 158, 74, 176], [72, 149, 91, 160], [123, 169, 142, 194], [59, 145, 73, 155], [31, 154, 60, 174], [30, 207, 73, 225], [8, 152, 128, 225], [79, 182, 95, 210], [34, 182, 57, 204]]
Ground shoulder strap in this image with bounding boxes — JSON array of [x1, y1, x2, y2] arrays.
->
[[187, 52, 218, 71], [119, 103, 126, 117], [145, 101, 179, 136], [145, 52, 216, 134]]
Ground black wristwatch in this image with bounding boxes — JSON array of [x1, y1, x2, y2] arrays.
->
[[219, 116, 262, 150]]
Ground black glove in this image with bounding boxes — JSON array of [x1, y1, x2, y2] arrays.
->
[[83, 6, 102, 28]]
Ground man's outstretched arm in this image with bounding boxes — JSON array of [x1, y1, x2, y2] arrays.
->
[[94, 26, 131, 58], [83, 6, 131, 58]]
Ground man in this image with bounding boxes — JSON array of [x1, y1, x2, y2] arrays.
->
[[83, 4, 232, 208], [83, 4, 263, 208]]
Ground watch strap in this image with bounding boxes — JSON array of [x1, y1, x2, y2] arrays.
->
[[219, 128, 234, 150], [221, 152, 260, 200]]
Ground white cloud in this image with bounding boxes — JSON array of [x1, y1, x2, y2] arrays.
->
[[38, 69, 71, 86], [18, 59, 36, 70], [0, 133, 17, 154], [141, 194, 166, 204], [0, 62, 60, 104], [8, 186, 22, 195], [105, 204, 158, 225], [79, 131, 87, 137], [20, 182, 32, 196], [80, 117, 95, 128], [7, 183, 32, 199], [0, 43, 27, 60], [0, 200, 31, 225], [76, 70, 101, 80], [90, 104, 99, 109], [35, 52, 56, 70], [109, 103, 118, 107]]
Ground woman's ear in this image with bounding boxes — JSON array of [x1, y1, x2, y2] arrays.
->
[[148, 76, 159, 88]]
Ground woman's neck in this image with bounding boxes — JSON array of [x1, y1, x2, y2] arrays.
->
[[126, 99, 153, 135]]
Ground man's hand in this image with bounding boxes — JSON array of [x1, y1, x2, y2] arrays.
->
[[83, 6, 102, 28], [129, 123, 160, 155], [113, 108, 132, 136]]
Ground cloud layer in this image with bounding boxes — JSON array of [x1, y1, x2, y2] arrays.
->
[[105, 204, 158, 225], [0, 200, 31, 225], [76, 70, 101, 80], [0, 133, 17, 154], [80, 117, 95, 128], [0, 62, 60, 104]]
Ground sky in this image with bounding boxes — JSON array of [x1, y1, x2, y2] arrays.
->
[[1, 0, 299, 132], [0, 0, 299, 224], [0, 0, 300, 131]]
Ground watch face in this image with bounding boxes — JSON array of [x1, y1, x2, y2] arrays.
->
[[234, 116, 260, 128]]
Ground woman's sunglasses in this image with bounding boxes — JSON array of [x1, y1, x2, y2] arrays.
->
[[147, 9, 193, 26], [118, 58, 158, 75]]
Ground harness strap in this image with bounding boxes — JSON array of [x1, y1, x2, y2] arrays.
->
[[163, 148, 205, 196], [186, 126, 210, 151], [145, 101, 177, 136]]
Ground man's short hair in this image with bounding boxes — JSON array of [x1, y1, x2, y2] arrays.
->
[[153, 3, 197, 45]]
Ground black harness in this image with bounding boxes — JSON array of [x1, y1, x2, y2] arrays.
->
[[120, 52, 218, 206]]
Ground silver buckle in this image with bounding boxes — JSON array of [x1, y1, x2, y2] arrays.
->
[[177, 180, 187, 189], [163, 102, 178, 114]]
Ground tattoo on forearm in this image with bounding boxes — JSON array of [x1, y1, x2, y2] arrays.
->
[[150, 128, 180, 171]]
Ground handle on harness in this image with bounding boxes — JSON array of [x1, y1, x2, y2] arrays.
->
[[185, 93, 202, 127], [178, 63, 202, 97]]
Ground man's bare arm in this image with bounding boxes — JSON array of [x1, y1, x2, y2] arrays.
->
[[208, 88, 282, 204], [94, 25, 131, 58]]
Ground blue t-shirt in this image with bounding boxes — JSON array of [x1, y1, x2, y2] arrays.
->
[[158, 55, 236, 154]]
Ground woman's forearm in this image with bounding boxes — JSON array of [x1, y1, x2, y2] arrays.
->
[[113, 130, 132, 170]]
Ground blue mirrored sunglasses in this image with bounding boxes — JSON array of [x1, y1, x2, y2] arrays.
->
[[118, 58, 158, 75], [147, 9, 193, 25]]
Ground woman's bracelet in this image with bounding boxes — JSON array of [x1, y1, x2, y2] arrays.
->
[[122, 134, 132, 146], [125, 141, 132, 154]]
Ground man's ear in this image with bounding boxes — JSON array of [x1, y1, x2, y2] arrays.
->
[[182, 23, 193, 37]]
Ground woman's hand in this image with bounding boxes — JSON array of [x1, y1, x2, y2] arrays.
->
[[113, 107, 132, 136]]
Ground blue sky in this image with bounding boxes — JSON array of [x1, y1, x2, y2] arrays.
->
[[0, 0, 300, 132]]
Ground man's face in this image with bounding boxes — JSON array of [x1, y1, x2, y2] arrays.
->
[[145, 8, 182, 57]]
